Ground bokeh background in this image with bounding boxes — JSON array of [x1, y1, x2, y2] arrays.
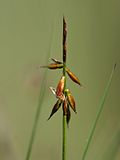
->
[[0, 0, 120, 160]]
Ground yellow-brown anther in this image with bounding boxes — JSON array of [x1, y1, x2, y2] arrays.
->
[[56, 76, 65, 100], [66, 68, 82, 86], [66, 89, 77, 113], [41, 63, 63, 69], [48, 99, 62, 120], [63, 16, 67, 63]]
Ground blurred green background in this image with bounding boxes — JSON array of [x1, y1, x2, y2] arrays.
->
[[0, 0, 120, 160]]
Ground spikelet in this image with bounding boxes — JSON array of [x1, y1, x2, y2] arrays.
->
[[66, 89, 77, 113], [56, 76, 65, 100], [48, 100, 62, 120], [41, 63, 63, 69], [66, 68, 82, 86]]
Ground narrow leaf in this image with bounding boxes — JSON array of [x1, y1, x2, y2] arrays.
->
[[82, 63, 117, 160]]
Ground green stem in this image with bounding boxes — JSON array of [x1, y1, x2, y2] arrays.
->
[[62, 115, 67, 160], [82, 64, 116, 160], [63, 63, 66, 76], [62, 62, 67, 160]]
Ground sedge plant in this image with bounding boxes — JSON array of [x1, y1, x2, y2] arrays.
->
[[43, 18, 116, 160], [42, 17, 82, 160], [25, 17, 81, 160], [25, 16, 117, 160]]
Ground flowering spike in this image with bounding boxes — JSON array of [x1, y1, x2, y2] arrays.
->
[[63, 16, 67, 63], [66, 89, 77, 113], [51, 58, 62, 64], [41, 63, 63, 69], [45, 17, 82, 127], [66, 105, 71, 125], [66, 68, 82, 86], [63, 16, 67, 44], [48, 100, 62, 120], [56, 76, 65, 100]]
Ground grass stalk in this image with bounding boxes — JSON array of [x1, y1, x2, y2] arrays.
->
[[62, 16, 67, 160], [62, 115, 67, 160], [62, 62, 67, 160], [82, 64, 116, 160]]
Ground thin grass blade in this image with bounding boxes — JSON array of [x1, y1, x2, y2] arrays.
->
[[82, 63, 116, 160], [25, 23, 54, 160]]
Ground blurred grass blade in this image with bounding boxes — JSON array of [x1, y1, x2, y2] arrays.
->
[[25, 23, 54, 160], [82, 63, 116, 160]]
